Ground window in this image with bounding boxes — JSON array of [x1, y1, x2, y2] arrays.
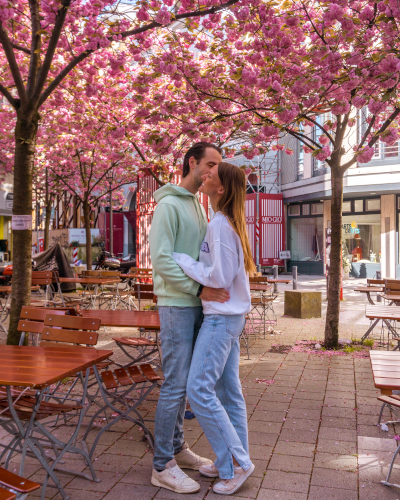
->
[[342, 214, 381, 263], [289, 218, 323, 261], [311, 203, 323, 215], [354, 200, 363, 212], [312, 113, 332, 176], [302, 204, 310, 216], [342, 201, 351, 213], [288, 205, 300, 216], [372, 141, 400, 160], [366, 199, 381, 211], [297, 138, 304, 181]]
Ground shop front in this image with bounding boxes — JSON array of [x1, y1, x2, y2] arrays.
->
[[0, 186, 13, 261], [287, 202, 324, 275]]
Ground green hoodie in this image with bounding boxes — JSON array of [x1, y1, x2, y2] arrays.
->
[[149, 183, 208, 306]]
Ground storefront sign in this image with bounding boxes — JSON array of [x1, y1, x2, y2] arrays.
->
[[279, 250, 291, 259], [69, 228, 100, 245], [342, 223, 360, 234], [11, 215, 32, 230]]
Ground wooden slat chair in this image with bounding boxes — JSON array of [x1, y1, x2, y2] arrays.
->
[[81, 362, 161, 458], [29, 271, 54, 308], [18, 306, 67, 346], [367, 279, 386, 287], [40, 314, 111, 421], [134, 283, 155, 310], [247, 279, 277, 338], [0, 466, 40, 500]]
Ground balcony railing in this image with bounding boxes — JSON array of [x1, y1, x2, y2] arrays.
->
[[372, 141, 400, 160]]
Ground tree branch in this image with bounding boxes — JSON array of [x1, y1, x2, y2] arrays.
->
[[11, 43, 30, 55], [0, 23, 28, 105], [27, 0, 42, 96], [0, 82, 17, 108], [32, 0, 71, 106]]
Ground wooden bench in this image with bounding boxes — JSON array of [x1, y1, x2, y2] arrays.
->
[[0, 467, 40, 500], [364, 306, 400, 344]]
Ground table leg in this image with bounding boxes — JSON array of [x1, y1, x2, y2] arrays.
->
[[366, 292, 375, 305], [362, 318, 380, 340]]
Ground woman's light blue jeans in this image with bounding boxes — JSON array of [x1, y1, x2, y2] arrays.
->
[[187, 314, 252, 479]]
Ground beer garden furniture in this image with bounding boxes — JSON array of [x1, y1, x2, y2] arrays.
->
[[370, 351, 400, 489], [0, 467, 40, 500], [58, 277, 121, 309], [81, 309, 161, 367], [0, 344, 113, 500], [364, 306, 400, 346]]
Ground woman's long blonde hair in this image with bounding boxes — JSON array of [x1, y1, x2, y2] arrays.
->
[[216, 162, 257, 275]]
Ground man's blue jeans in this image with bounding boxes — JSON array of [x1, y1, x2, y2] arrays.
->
[[153, 306, 203, 471], [187, 314, 252, 479]]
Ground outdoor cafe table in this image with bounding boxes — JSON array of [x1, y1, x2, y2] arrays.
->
[[354, 286, 385, 305], [363, 305, 400, 343], [58, 277, 121, 309], [250, 284, 274, 293], [0, 344, 113, 500], [81, 310, 161, 366]]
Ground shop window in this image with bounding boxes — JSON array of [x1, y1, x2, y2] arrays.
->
[[342, 201, 351, 213], [289, 218, 323, 261], [288, 205, 300, 216], [342, 214, 381, 264], [354, 200, 363, 212], [311, 203, 323, 215], [366, 199, 380, 211], [302, 204, 310, 216]]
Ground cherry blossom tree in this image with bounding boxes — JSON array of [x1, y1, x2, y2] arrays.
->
[[146, 0, 400, 348], [0, 0, 243, 345]]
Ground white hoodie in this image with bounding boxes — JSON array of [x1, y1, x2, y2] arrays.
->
[[173, 212, 251, 315]]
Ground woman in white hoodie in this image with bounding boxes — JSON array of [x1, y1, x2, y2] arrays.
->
[[173, 162, 256, 496]]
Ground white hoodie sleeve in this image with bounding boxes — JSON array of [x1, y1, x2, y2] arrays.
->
[[173, 240, 239, 289]]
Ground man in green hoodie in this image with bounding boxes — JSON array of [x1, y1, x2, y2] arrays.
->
[[149, 142, 230, 494]]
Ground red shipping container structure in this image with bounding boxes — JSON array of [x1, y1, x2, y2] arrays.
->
[[136, 171, 209, 269], [98, 212, 125, 255], [245, 193, 285, 267]]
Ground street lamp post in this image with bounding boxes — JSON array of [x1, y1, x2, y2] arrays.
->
[[106, 169, 114, 256]]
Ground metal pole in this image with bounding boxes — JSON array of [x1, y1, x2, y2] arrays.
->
[[36, 202, 39, 254], [273, 264, 278, 293], [109, 182, 113, 256], [293, 266, 298, 290], [376, 271, 382, 302], [255, 161, 260, 270]]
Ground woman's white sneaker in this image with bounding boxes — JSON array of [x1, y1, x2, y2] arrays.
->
[[151, 459, 200, 493], [175, 442, 213, 470], [213, 463, 255, 495], [199, 463, 242, 478]]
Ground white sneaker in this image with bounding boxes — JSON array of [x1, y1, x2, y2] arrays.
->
[[175, 442, 213, 470], [200, 463, 242, 478], [151, 459, 200, 493], [213, 463, 255, 495]]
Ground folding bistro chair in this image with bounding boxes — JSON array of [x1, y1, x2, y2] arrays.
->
[[81, 362, 161, 458], [18, 307, 67, 346]]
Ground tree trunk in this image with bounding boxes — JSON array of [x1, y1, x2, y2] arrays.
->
[[324, 166, 344, 349], [7, 111, 38, 345], [83, 198, 92, 270], [44, 194, 52, 250]]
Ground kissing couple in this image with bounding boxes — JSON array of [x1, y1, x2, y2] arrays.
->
[[149, 142, 255, 495]]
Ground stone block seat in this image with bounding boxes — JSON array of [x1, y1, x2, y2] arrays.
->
[[284, 290, 321, 318]]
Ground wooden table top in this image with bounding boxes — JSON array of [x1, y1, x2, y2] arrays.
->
[[355, 286, 385, 293], [250, 284, 274, 291], [266, 279, 292, 284], [59, 277, 121, 285], [370, 351, 400, 393], [0, 345, 113, 388], [81, 310, 160, 329], [366, 305, 400, 320], [120, 273, 153, 279]]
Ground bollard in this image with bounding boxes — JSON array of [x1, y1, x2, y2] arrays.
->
[[376, 271, 382, 302], [273, 265, 278, 293], [293, 266, 298, 290], [256, 264, 261, 274]]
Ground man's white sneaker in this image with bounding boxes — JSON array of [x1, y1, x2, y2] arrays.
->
[[213, 463, 255, 495], [151, 459, 200, 494], [175, 442, 213, 470], [199, 463, 242, 478]]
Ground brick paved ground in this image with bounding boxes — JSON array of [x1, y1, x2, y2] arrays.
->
[[1, 276, 400, 499]]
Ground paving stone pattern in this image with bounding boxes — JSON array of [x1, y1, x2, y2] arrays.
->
[[2, 277, 400, 499]]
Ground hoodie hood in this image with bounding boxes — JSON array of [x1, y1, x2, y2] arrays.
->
[[154, 183, 195, 203]]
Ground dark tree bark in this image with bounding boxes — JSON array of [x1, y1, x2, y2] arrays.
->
[[324, 167, 344, 349], [7, 111, 38, 345], [82, 197, 92, 270]]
